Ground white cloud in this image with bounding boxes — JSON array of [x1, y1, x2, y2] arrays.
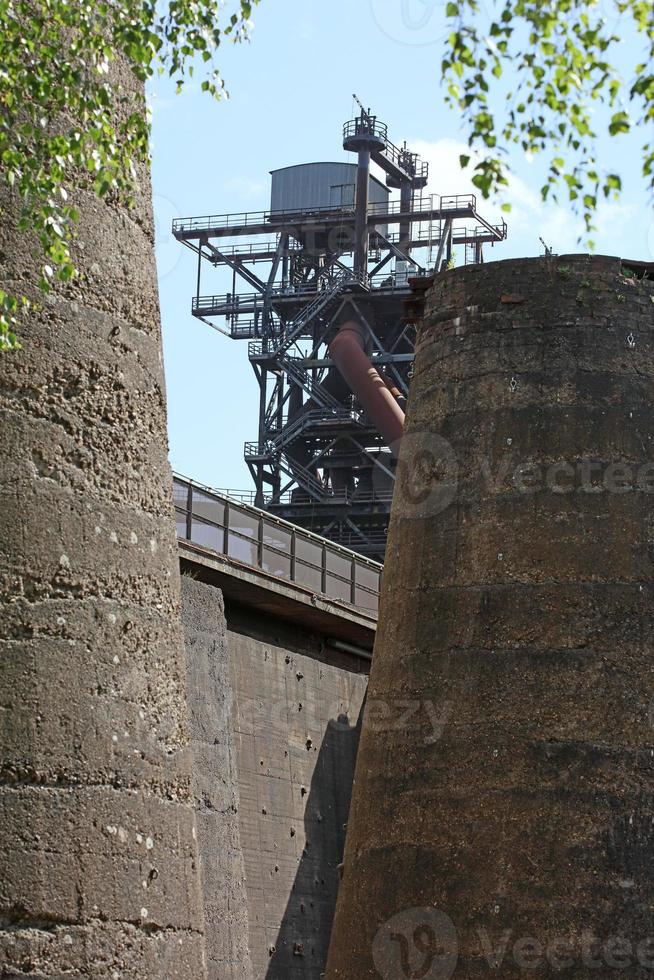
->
[[408, 137, 638, 260]]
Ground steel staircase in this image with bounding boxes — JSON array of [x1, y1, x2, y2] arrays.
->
[[279, 354, 343, 412], [277, 452, 326, 501], [272, 408, 356, 451], [273, 270, 368, 358]]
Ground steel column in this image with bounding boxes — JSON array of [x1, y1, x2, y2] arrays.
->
[[354, 149, 370, 277]]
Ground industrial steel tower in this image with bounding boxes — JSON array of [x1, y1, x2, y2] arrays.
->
[[173, 102, 507, 559]]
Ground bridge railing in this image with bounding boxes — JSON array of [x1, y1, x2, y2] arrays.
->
[[173, 474, 381, 615]]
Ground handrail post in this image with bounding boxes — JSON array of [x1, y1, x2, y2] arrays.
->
[[291, 530, 297, 583], [224, 501, 230, 555], [350, 556, 357, 606], [258, 514, 264, 569], [185, 482, 193, 541]]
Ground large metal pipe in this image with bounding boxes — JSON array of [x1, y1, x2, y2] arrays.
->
[[329, 319, 405, 453]]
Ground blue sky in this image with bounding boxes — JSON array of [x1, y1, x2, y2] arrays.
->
[[150, 0, 653, 493]]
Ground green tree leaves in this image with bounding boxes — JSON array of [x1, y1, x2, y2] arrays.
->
[[0, 0, 258, 347], [442, 0, 653, 237], [0, 290, 25, 351]]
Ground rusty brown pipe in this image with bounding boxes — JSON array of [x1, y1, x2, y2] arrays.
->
[[329, 319, 405, 454], [378, 369, 407, 409]]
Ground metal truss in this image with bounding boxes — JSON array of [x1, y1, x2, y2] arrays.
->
[[174, 103, 508, 559]]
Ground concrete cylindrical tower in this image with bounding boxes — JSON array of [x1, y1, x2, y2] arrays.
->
[[327, 255, 654, 978], [0, 66, 206, 977]]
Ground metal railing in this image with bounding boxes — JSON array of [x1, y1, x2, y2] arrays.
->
[[343, 116, 389, 144], [272, 269, 364, 357], [173, 203, 355, 235], [243, 440, 274, 460], [367, 194, 476, 217], [377, 137, 429, 183], [272, 408, 360, 449], [280, 352, 343, 411], [237, 449, 397, 507], [173, 195, 484, 238], [195, 484, 394, 509], [207, 238, 303, 261], [193, 293, 265, 314], [196, 268, 412, 325], [173, 474, 382, 615], [200, 226, 505, 267], [247, 339, 266, 358], [343, 117, 428, 183], [275, 451, 327, 501], [273, 486, 395, 507], [229, 319, 260, 339], [383, 219, 508, 246]]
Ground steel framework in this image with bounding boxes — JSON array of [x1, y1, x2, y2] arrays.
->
[[174, 103, 507, 559]]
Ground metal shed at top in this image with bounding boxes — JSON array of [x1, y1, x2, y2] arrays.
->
[[270, 161, 389, 213]]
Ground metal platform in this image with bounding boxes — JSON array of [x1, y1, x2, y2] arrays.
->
[[173, 193, 505, 240]]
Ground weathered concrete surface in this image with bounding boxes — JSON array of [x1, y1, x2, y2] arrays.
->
[[327, 255, 654, 978], [227, 605, 367, 980], [180, 586, 364, 980], [181, 575, 253, 980], [0, 69, 206, 977]]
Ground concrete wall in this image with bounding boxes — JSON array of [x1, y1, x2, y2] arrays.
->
[[327, 255, 654, 978], [0, 63, 206, 978], [181, 575, 368, 980], [182, 577, 252, 979]]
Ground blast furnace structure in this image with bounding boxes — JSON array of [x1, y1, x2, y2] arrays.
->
[[174, 102, 507, 559]]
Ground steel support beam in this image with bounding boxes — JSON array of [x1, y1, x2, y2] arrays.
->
[[205, 242, 267, 293], [354, 150, 371, 276]]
